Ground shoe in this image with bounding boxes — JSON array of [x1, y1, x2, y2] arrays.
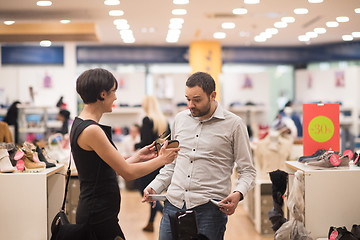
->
[[352, 152, 360, 167], [0, 148, 16, 173], [35, 145, 56, 168], [143, 221, 154, 232], [19, 147, 46, 173], [298, 148, 327, 162], [0, 142, 17, 166], [307, 151, 346, 168], [351, 224, 360, 239], [329, 226, 358, 240]]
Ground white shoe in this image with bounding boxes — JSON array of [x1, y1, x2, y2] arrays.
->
[[0, 148, 16, 173]]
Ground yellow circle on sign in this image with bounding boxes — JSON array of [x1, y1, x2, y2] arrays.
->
[[308, 116, 334, 142]]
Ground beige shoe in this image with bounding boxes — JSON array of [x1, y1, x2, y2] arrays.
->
[[0, 148, 16, 173], [20, 148, 46, 173]]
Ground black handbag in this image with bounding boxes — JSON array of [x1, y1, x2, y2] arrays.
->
[[169, 210, 209, 240], [50, 156, 97, 240]]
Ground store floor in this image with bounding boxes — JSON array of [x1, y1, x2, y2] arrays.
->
[[118, 188, 273, 240]]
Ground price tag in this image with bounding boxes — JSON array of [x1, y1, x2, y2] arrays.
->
[[16, 160, 25, 172], [329, 229, 338, 240], [14, 151, 24, 160], [303, 103, 339, 156], [343, 149, 353, 160], [330, 154, 341, 166]]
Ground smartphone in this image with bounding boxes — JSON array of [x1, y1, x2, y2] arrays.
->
[[210, 199, 224, 207], [147, 194, 167, 201]]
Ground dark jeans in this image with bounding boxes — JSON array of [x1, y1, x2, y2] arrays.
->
[[159, 201, 228, 240]]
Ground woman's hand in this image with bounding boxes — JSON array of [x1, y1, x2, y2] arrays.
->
[[137, 141, 157, 162], [159, 140, 179, 164]]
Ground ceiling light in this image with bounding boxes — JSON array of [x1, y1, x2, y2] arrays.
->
[[274, 21, 287, 28], [222, 22, 235, 29], [314, 27, 326, 34], [294, 8, 309, 14], [169, 23, 183, 29], [265, 28, 278, 35], [173, 0, 189, 4], [60, 20, 70, 24], [104, 0, 120, 5], [40, 40, 52, 47], [254, 36, 266, 42], [168, 29, 181, 36], [352, 32, 360, 38], [260, 32, 272, 39], [336, 16, 349, 22], [232, 8, 248, 15], [244, 0, 260, 4], [116, 23, 130, 30], [281, 17, 295, 23], [166, 36, 179, 43], [342, 35, 353, 41], [308, 0, 323, 3], [109, 10, 124, 16], [170, 18, 184, 24], [37, 1, 52, 6], [355, 8, 360, 13], [4, 21, 15, 25], [172, 9, 187, 15], [306, 32, 318, 38], [298, 35, 310, 42], [113, 19, 127, 25], [326, 21, 339, 27], [213, 32, 226, 39], [239, 31, 250, 37], [120, 30, 133, 38]]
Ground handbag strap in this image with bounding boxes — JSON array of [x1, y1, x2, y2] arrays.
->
[[61, 153, 72, 211]]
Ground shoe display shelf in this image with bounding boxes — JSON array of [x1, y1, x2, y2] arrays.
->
[[244, 178, 274, 235], [17, 105, 62, 142], [0, 164, 65, 240], [285, 161, 360, 239]]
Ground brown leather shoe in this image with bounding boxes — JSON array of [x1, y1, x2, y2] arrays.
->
[[143, 221, 154, 232]]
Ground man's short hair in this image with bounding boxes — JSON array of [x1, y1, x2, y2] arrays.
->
[[186, 72, 215, 96]]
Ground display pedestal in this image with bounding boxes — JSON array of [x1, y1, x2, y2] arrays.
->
[[285, 161, 360, 239], [0, 164, 65, 240]]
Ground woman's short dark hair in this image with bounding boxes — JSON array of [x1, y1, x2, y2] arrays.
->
[[186, 72, 215, 96], [76, 68, 118, 104]]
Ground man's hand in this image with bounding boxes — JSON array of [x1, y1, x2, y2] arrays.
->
[[142, 186, 157, 208], [219, 191, 243, 215]]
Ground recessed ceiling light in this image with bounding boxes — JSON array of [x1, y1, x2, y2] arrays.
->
[[352, 32, 360, 38], [213, 32, 226, 39], [169, 23, 183, 29], [265, 28, 278, 35], [239, 31, 250, 37], [314, 28, 326, 34], [40, 40, 52, 47], [170, 18, 184, 24], [298, 35, 310, 42], [254, 36, 266, 42], [233, 8, 248, 15], [274, 21, 287, 28], [342, 35, 353, 41], [109, 10, 124, 16], [113, 19, 127, 25], [172, 9, 187, 15], [281, 17, 295, 23], [326, 21, 339, 27], [308, 0, 323, 3], [244, 0, 260, 4], [37, 1, 52, 6], [355, 8, 360, 13], [116, 23, 130, 30], [336, 16, 349, 22], [173, 0, 189, 4], [222, 22, 235, 29], [104, 0, 120, 5], [260, 32, 272, 39], [294, 8, 309, 14], [4, 21, 15, 25], [60, 20, 70, 24]]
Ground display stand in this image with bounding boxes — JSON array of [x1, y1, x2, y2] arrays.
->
[[285, 161, 360, 239], [0, 164, 65, 240]]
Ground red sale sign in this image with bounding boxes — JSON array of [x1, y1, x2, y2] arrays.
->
[[303, 103, 339, 156]]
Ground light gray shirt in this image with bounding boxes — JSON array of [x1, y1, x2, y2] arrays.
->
[[148, 102, 256, 209]]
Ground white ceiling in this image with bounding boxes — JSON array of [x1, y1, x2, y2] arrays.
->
[[0, 0, 359, 47]]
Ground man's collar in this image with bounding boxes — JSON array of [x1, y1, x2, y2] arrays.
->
[[187, 100, 225, 121]]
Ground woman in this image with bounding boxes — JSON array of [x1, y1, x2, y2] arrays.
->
[[70, 68, 179, 240], [134, 95, 170, 232]]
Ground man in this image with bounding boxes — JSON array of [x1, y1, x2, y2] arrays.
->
[[143, 72, 256, 240]]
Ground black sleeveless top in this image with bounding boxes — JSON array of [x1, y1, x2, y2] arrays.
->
[[70, 117, 120, 225]]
